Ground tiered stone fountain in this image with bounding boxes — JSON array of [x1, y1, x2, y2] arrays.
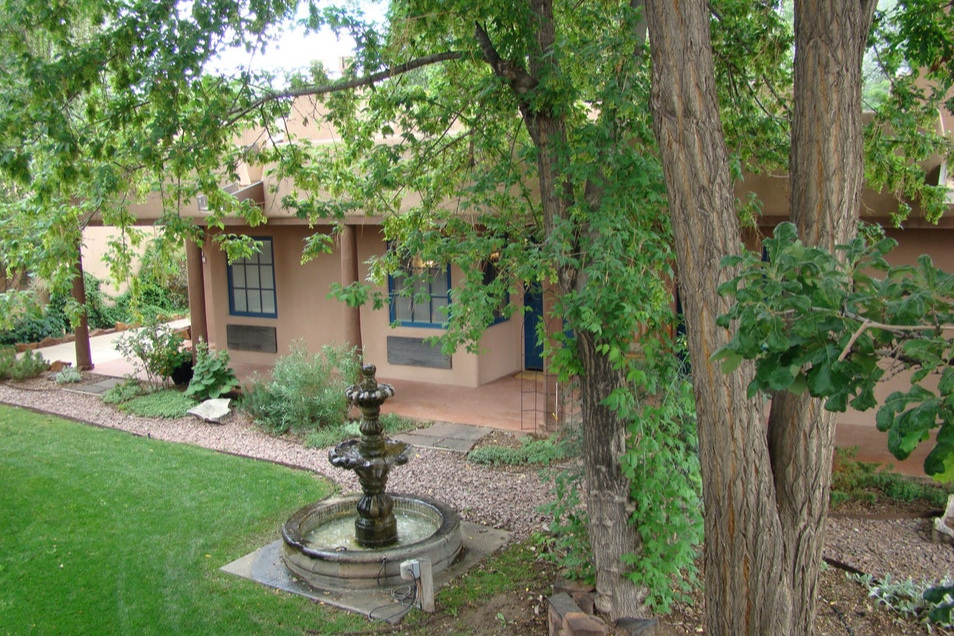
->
[[280, 364, 463, 589]]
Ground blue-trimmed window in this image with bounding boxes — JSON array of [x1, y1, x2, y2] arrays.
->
[[482, 256, 509, 326], [228, 237, 277, 318], [389, 256, 451, 327]]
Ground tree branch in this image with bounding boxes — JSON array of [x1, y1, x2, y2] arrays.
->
[[838, 318, 954, 361], [224, 51, 466, 127], [472, 22, 538, 96]]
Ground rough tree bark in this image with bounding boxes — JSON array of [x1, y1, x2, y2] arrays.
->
[[644, 1, 875, 634], [767, 3, 875, 634]]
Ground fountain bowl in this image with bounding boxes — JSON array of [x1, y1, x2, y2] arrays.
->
[[281, 493, 463, 589]]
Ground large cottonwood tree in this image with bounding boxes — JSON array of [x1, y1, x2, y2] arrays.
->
[[642, 0, 950, 634]]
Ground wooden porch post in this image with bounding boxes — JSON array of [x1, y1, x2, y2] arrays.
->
[[185, 237, 208, 351], [339, 224, 362, 351], [72, 242, 94, 370]]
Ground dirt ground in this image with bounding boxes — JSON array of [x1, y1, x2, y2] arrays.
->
[[422, 506, 951, 636], [460, 431, 953, 635]]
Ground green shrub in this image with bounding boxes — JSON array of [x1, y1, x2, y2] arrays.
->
[[185, 340, 238, 401], [115, 321, 191, 386], [80, 273, 124, 330], [54, 367, 83, 384], [240, 343, 361, 435], [120, 389, 197, 418], [102, 378, 148, 404], [0, 307, 67, 345], [0, 348, 49, 381], [536, 466, 594, 584], [468, 434, 572, 467], [850, 573, 954, 629], [305, 422, 362, 449], [831, 446, 951, 508], [304, 414, 418, 449]]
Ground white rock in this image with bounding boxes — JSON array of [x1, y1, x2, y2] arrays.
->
[[933, 493, 954, 545], [188, 398, 232, 424]]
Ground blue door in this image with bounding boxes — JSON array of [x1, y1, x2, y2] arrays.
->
[[523, 285, 544, 371]]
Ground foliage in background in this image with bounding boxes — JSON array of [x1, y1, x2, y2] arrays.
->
[[716, 223, 954, 480], [185, 339, 238, 401], [241, 343, 361, 435], [116, 321, 191, 387], [120, 388, 197, 419], [537, 465, 595, 585], [0, 347, 48, 381], [830, 447, 952, 508], [112, 243, 190, 324], [468, 431, 576, 467], [849, 573, 954, 629], [0, 290, 67, 345], [304, 413, 419, 449], [101, 377, 148, 405], [53, 366, 82, 384]]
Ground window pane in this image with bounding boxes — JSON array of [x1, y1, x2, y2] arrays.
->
[[395, 296, 412, 322], [233, 291, 247, 313], [261, 291, 276, 315], [247, 266, 260, 288], [248, 291, 262, 314], [260, 241, 273, 264], [261, 266, 274, 289], [232, 265, 246, 287]]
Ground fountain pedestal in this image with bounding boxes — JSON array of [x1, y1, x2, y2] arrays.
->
[[329, 364, 409, 547]]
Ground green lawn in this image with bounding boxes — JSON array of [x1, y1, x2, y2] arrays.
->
[[0, 405, 365, 635]]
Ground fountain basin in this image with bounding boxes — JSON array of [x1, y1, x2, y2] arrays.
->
[[281, 494, 463, 589]]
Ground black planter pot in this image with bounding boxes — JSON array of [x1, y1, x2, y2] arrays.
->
[[171, 360, 194, 386]]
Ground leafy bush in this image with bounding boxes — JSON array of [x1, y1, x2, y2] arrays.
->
[[240, 343, 361, 435], [120, 389, 196, 418], [115, 321, 191, 386], [468, 433, 573, 466], [102, 378, 148, 404], [54, 367, 83, 384], [79, 273, 124, 330], [0, 348, 49, 380], [536, 466, 594, 584], [831, 447, 951, 508], [0, 307, 66, 345], [185, 340, 238, 401], [850, 573, 954, 629], [304, 413, 418, 449]]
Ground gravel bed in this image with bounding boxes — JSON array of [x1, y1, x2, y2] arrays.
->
[[0, 377, 552, 540], [826, 516, 954, 584], [3, 376, 953, 585]]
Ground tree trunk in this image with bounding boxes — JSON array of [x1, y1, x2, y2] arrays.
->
[[576, 331, 647, 619], [643, 3, 792, 634], [645, 0, 877, 634], [71, 244, 94, 371], [768, 3, 876, 634]]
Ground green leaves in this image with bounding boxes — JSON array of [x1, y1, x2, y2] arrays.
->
[[716, 222, 954, 480]]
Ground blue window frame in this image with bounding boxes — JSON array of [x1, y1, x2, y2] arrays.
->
[[388, 255, 451, 327], [482, 256, 509, 326], [227, 237, 277, 318]]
